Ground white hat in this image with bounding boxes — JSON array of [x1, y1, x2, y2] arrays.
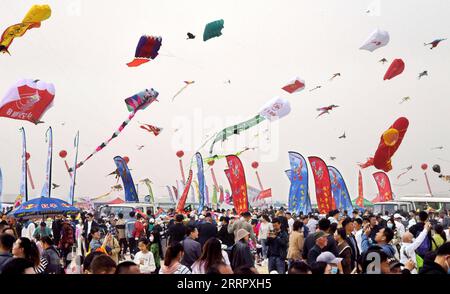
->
[[316, 251, 343, 264], [394, 213, 405, 221], [149, 218, 155, 223]]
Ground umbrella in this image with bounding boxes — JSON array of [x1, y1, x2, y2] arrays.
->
[[351, 198, 374, 208], [10, 196, 79, 219]]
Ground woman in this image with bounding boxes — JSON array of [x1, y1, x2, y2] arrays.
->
[[191, 238, 232, 274], [217, 217, 235, 248], [159, 243, 191, 274], [104, 233, 121, 264], [432, 224, 447, 251], [149, 230, 162, 273], [258, 215, 272, 260], [12, 237, 48, 274], [287, 220, 304, 265], [230, 229, 254, 270], [334, 228, 352, 274]]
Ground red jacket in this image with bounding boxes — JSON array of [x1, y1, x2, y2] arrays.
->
[[133, 221, 145, 239]]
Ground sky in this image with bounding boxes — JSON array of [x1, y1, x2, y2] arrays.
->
[[1, 0, 450, 204]]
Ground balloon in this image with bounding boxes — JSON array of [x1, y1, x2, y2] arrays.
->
[[382, 128, 399, 146], [176, 150, 184, 158], [251, 161, 259, 169], [26, 152, 30, 161], [421, 163, 428, 170], [432, 164, 441, 173], [123, 156, 130, 164], [59, 150, 67, 158], [207, 159, 215, 166]]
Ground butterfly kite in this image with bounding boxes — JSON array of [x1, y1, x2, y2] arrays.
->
[[127, 35, 162, 67]]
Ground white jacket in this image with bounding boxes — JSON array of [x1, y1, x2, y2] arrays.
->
[[134, 251, 156, 274], [399, 228, 428, 274], [21, 222, 36, 240]]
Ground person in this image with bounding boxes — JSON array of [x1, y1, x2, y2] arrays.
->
[[334, 228, 352, 274], [352, 210, 361, 220], [126, 211, 137, 256], [115, 260, 141, 274], [303, 218, 338, 259], [258, 215, 273, 260], [233, 266, 259, 274], [367, 214, 381, 242], [393, 213, 406, 237], [39, 236, 62, 274], [180, 225, 201, 270], [360, 247, 391, 274], [419, 242, 450, 274], [33, 222, 52, 240], [306, 215, 318, 235], [159, 243, 191, 274], [133, 238, 156, 274], [89, 227, 103, 253], [52, 216, 63, 245], [407, 210, 417, 229], [0, 233, 15, 273], [354, 218, 364, 253], [192, 238, 232, 274], [228, 212, 257, 245], [198, 213, 217, 247], [361, 225, 396, 258], [287, 220, 304, 264], [306, 231, 328, 265], [285, 212, 294, 234], [168, 214, 186, 246], [310, 261, 328, 274], [133, 214, 146, 244], [431, 224, 447, 251], [409, 211, 432, 258], [1, 258, 36, 274], [115, 213, 127, 260], [400, 222, 431, 274], [342, 218, 359, 271], [217, 216, 234, 248], [82, 251, 104, 274], [12, 237, 48, 274], [316, 251, 344, 274], [230, 229, 255, 270], [21, 220, 36, 241], [149, 230, 162, 273], [82, 213, 99, 252], [288, 260, 311, 274], [104, 231, 121, 264], [328, 210, 340, 225], [90, 254, 117, 274], [206, 261, 234, 274], [267, 217, 288, 274], [59, 220, 75, 267]]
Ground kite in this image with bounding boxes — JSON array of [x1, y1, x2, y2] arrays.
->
[[338, 132, 346, 139], [126, 35, 162, 67], [397, 165, 412, 179], [70, 88, 159, 171], [204, 147, 256, 164], [394, 178, 417, 186], [431, 146, 444, 150], [424, 38, 446, 49], [51, 183, 60, 190], [137, 145, 145, 150], [140, 123, 163, 136], [282, 77, 305, 93], [329, 73, 341, 81], [0, 79, 55, 124], [358, 158, 374, 169], [309, 86, 322, 92], [208, 97, 290, 154], [400, 96, 411, 104], [316, 105, 339, 118], [172, 81, 195, 101], [384, 59, 405, 80], [186, 32, 195, 39], [360, 117, 409, 172], [379, 58, 388, 64], [0, 5, 51, 54], [360, 29, 390, 52], [329, 156, 336, 161], [203, 19, 224, 41], [418, 71, 428, 79]]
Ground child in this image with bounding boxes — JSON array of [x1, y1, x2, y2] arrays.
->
[[133, 238, 156, 274]]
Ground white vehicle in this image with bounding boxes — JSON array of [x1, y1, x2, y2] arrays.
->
[[373, 195, 450, 214]]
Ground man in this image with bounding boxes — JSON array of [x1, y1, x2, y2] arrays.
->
[[361, 225, 396, 257], [21, 219, 35, 240], [90, 254, 117, 274], [0, 233, 15, 273], [126, 211, 137, 256], [228, 212, 257, 244], [302, 218, 338, 259], [305, 215, 318, 236], [115, 261, 141, 274], [33, 222, 52, 239], [83, 213, 99, 251], [400, 222, 431, 274], [328, 210, 339, 224], [352, 209, 361, 220], [287, 261, 311, 274], [342, 218, 359, 270], [354, 218, 364, 253], [266, 217, 289, 274], [393, 213, 406, 237], [407, 210, 417, 229], [419, 242, 450, 274], [409, 211, 432, 258], [133, 214, 146, 242], [115, 213, 127, 260], [198, 212, 217, 247], [367, 214, 381, 242], [168, 214, 186, 245], [306, 231, 328, 265], [52, 216, 63, 245], [285, 212, 294, 234], [181, 225, 201, 269]]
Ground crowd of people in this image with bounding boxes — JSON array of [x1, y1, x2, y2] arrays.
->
[[0, 205, 449, 274]]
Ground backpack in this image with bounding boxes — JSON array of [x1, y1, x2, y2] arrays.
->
[[415, 234, 430, 258]]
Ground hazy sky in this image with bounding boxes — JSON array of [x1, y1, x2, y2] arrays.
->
[[1, 0, 450, 204]]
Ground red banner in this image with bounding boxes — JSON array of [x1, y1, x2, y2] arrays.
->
[[225, 155, 249, 215], [373, 171, 393, 202], [356, 170, 364, 207], [176, 170, 193, 213], [308, 156, 335, 214], [257, 188, 272, 200], [219, 186, 224, 203]]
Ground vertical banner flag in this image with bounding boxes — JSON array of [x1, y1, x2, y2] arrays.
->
[[373, 172, 393, 202], [225, 188, 231, 204], [69, 131, 79, 205], [19, 127, 28, 202], [212, 186, 218, 208], [205, 186, 210, 207], [195, 152, 206, 213], [286, 151, 311, 215], [356, 170, 364, 207], [140, 179, 155, 204], [328, 166, 354, 212], [225, 155, 249, 215], [177, 170, 193, 212], [166, 185, 175, 203], [41, 127, 53, 198], [114, 156, 139, 202], [308, 156, 335, 214], [172, 186, 179, 201], [219, 185, 224, 204]]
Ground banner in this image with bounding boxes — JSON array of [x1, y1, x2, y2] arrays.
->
[[219, 185, 224, 203], [373, 172, 393, 202], [225, 188, 231, 204], [41, 127, 53, 198], [176, 170, 193, 212], [172, 186, 179, 201], [212, 185, 218, 208], [286, 152, 311, 215], [308, 156, 335, 214], [114, 156, 139, 202], [225, 155, 249, 215], [328, 166, 354, 212], [166, 185, 175, 203], [356, 170, 364, 207], [195, 152, 206, 213], [19, 127, 28, 202], [257, 189, 272, 200], [69, 131, 79, 205]]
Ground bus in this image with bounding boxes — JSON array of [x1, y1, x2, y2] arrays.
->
[[373, 195, 450, 215]]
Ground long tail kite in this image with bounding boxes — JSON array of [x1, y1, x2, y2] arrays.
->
[[139, 123, 163, 136], [172, 81, 194, 101]]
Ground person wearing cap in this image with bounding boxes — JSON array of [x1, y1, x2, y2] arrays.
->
[[393, 213, 406, 237], [306, 231, 328, 265], [230, 228, 254, 270], [227, 212, 257, 245], [302, 218, 339, 260], [315, 251, 343, 274], [267, 217, 289, 274]]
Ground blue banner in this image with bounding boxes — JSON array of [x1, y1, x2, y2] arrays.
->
[[195, 152, 206, 213], [286, 151, 311, 215], [41, 127, 53, 198], [19, 127, 28, 202], [328, 166, 353, 213], [114, 156, 139, 202]]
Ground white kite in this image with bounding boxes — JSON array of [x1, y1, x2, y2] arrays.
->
[[359, 29, 390, 52]]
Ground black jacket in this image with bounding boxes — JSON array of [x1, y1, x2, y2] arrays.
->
[[267, 230, 289, 259], [230, 241, 254, 270], [306, 245, 323, 265], [345, 234, 360, 269], [43, 246, 62, 274], [302, 231, 339, 259], [82, 220, 99, 238], [168, 223, 186, 245], [0, 253, 13, 274], [218, 225, 235, 248], [419, 259, 447, 274], [198, 222, 217, 247], [409, 222, 432, 252]]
